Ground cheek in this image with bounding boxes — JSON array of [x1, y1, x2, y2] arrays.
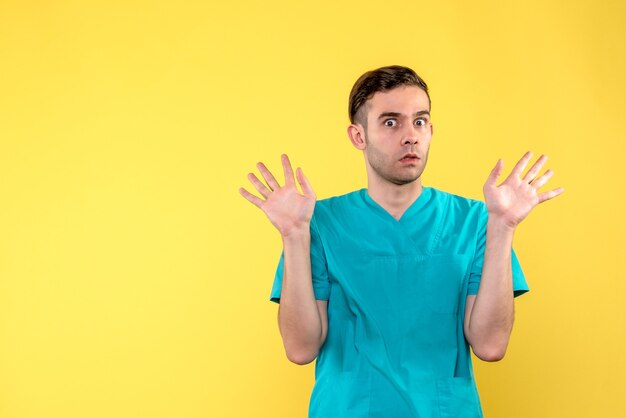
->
[[366, 144, 389, 166], [421, 129, 433, 143]]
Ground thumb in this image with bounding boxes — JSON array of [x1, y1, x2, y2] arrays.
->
[[296, 167, 316, 197], [486, 159, 503, 187]]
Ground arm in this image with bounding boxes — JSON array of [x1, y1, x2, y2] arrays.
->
[[240, 154, 327, 365], [278, 229, 328, 364], [464, 152, 564, 362], [463, 220, 515, 362]]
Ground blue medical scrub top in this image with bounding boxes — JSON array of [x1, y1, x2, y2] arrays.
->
[[270, 187, 528, 418]]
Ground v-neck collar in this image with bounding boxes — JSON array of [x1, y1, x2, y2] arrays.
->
[[360, 187, 432, 223]]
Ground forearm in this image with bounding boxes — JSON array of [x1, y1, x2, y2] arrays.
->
[[277, 228, 324, 364], [466, 218, 516, 361]]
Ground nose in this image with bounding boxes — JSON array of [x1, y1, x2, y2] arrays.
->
[[402, 125, 421, 145]]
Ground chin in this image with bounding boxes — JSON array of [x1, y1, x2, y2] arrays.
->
[[396, 171, 425, 185], [370, 163, 424, 186], [389, 176, 422, 186]]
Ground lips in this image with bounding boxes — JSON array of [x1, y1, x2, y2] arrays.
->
[[400, 153, 419, 161]]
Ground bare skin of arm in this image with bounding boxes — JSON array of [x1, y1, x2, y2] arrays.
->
[[240, 154, 327, 365], [464, 152, 564, 361]]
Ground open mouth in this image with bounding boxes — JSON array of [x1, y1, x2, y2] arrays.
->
[[400, 154, 419, 162]]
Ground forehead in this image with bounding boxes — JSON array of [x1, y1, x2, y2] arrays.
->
[[366, 85, 430, 117]]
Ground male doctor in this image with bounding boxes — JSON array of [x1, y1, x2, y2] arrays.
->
[[240, 65, 563, 417]]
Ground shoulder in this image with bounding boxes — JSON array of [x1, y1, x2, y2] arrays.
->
[[427, 187, 487, 218], [315, 189, 365, 212], [310, 189, 365, 227]]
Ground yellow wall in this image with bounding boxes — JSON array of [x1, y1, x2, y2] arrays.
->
[[1, 1, 624, 417]]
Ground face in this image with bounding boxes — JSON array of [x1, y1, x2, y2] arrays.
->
[[350, 85, 433, 186]]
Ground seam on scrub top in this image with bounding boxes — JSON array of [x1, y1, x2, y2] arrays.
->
[[427, 191, 450, 257]]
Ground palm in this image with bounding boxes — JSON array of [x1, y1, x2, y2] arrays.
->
[[483, 152, 564, 228], [261, 180, 315, 233], [240, 154, 316, 236]]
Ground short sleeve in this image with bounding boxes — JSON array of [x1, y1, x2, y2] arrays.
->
[[269, 217, 331, 303], [467, 204, 529, 298]]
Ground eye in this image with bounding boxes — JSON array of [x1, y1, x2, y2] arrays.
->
[[384, 119, 397, 127], [414, 118, 427, 127]]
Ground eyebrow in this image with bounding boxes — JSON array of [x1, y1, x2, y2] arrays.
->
[[377, 110, 430, 120]]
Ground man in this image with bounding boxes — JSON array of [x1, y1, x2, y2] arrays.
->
[[239, 65, 563, 417]]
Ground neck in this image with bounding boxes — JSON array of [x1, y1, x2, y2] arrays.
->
[[366, 177, 424, 220]]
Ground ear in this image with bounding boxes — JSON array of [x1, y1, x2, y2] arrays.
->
[[347, 123, 367, 150]]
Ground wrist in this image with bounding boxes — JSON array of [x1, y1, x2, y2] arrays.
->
[[281, 223, 311, 241], [486, 214, 518, 235]]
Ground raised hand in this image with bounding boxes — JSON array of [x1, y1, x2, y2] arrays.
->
[[239, 154, 316, 237], [483, 151, 564, 229]]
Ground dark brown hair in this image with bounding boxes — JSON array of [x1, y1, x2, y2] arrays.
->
[[348, 65, 430, 127]]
